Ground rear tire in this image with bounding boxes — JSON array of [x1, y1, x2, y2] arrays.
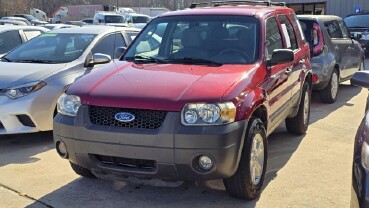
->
[[319, 70, 339, 104], [70, 162, 96, 178], [223, 117, 267, 200], [286, 82, 311, 134]]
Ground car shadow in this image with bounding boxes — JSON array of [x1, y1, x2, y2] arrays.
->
[[0, 131, 54, 167], [310, 83, 363, 124]]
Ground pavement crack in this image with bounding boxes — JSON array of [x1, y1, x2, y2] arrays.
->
[[0, 183, 53, 208]]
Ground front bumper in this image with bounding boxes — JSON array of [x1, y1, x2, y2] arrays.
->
[[0, 85, 59, 135], [53, 106, 248, 181]]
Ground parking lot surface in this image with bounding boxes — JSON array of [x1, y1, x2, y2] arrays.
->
[[1, 61, 368, 208]]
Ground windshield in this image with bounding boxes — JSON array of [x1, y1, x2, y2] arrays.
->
[[104, 15, 125, 23], [24, 15, 37, 21], [5, 33, 96, 63], [132, 16, 150, 23], [123, 15, 260, 65], [344, 15, 369, 28]]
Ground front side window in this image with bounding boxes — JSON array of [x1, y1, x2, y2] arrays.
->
[[324, 21, 343, 39], [5, 33, 96, 63], [92, 33, 126, 59], [0, 30, 22, 54], [266, 17, 283, 60], [123, 15, 260, 64]]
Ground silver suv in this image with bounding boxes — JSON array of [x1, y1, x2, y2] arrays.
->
[[298, 15, 365, 103]]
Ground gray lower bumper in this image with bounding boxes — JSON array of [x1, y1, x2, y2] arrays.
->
[[53, 106, 248, 181]]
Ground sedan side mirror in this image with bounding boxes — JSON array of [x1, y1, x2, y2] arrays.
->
[[84, 53, 111, 67], [115, 46, 126, 59], [351, 71, 369, 89], [267, 49, 294, 66]]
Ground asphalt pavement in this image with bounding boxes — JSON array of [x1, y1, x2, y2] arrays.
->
[[1, 61, 368, 208]]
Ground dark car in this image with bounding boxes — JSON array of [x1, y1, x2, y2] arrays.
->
[[53, 1, 312, 200], [14, 14, 48, 25], [350, 71, 369, 208], [344, 12, 369, 53], [298, 15, 365, 103]]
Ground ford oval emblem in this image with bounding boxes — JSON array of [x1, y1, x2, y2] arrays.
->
[[115, 112, 135, 123]]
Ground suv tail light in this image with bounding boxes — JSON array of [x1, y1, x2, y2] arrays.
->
[[312, 22, 324, 56]]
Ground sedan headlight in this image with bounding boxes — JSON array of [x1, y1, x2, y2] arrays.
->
[[1, 81, 46, 99], [57, 93, 81, 116], [181, 102, 236, 126], [361, 34, 369, 40]]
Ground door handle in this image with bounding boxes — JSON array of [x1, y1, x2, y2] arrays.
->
[[299, 59, 305, 64], [285, 67, 292, 75]]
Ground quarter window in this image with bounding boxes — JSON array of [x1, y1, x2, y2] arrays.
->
[[266, 17, 283, 60], [338, 21, 350, 39], [23, 30, 42, 40]]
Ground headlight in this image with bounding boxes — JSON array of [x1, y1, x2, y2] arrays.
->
[[57, 93, 81, 116], [181, 102, 236, 126], [1, 81, 46, 99], [361, 34, 369, 40]]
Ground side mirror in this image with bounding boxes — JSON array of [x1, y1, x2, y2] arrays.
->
[[115, 46, 126, 59], [84, 53, 111, 67], [268, 49, 294, 66], [351, 33, 362, 40], [351, 71, 369, 88]]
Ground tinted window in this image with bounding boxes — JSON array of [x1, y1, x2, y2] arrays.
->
[[132, 16, 151, 23], [344, 15, 369, 28], [92, 33, 126, 59], [298, 19, 315, 49], [324, 21, 343, 39], [104, 15, 125, 23], [266, 17, 283, 59], [5, 33, 96, 63], [0, 30, 22, 54], [278, 15, 298, 50], [23, 30, 42, 40], [124, 15, 260, 64]]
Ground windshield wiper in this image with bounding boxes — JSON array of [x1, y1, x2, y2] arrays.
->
[[126, 55, 167, 64], [1, 57, 12, 62], [166, 57, 223, 66], [15, 59, 56, 64]]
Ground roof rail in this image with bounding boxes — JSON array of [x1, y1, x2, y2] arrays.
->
[[190, 1, 286, 9]]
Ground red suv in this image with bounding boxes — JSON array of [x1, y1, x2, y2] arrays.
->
[[54, 1, 312, 200]]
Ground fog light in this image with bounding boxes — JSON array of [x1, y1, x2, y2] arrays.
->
[[198, 155, 213, 170], [56, 140, 68, 159]]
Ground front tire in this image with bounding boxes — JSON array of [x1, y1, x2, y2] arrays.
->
[[70, 162, 96, 178], [319, 70, 339, 104], [286, 82, 311, 134], [223, 117, 267, 200]]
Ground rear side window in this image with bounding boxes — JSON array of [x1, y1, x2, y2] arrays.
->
[[23, 30, 42, 40], [0, 30, 22, 54], [324, 21, 343, 39], [290, 14, 306, 44], [278, 15, 298, 50], [266, 17, 283, 59]]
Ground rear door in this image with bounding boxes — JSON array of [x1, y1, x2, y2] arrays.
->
[[265, 16, 293, 130], [278, 14, 307, 107], [324, 20, 351, 79]]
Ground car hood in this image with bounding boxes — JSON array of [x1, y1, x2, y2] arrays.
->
[[68, 61, 256, 111], [0, 62, 67, 89]]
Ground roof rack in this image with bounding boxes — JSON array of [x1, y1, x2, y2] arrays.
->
[[190, 1, 286, 9]]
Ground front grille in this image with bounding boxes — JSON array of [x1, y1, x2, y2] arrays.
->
[[89, 106, 167, 129], [94, 154, 156, 171]]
